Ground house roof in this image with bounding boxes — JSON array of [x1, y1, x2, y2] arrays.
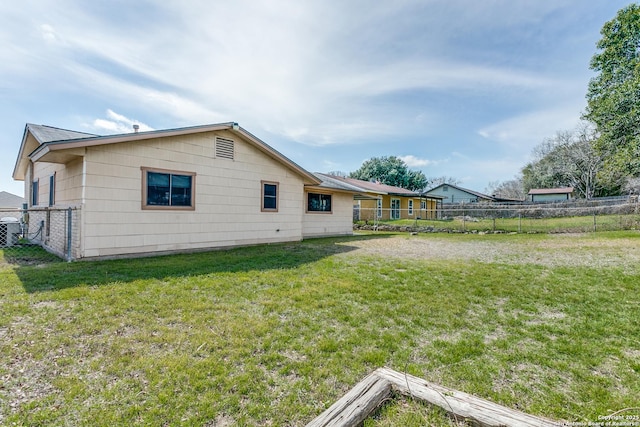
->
[[27, 124, 97, 143], [13, 122, 321, 185], [310, 173, 378, 199], [528, 187, 574, 195], [0, 191, 25, 208], [314, 174, 444, 199], [425, 183, 494, 201]]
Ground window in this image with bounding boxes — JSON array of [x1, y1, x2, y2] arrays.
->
[[442, 185, 449, 192], [408, 199, 413, 216], [391, 199, 401, 219], [142, 168, 195, 210], [49, 174, 56, 206], [420, 200, 426, 210], [261, 181, 278, 212], [376, 198, 382, 218], [31, 180, 39, 206], [307, 192, 332, 213]]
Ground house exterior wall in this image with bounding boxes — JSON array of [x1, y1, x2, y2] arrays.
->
[[30, 159, 84, 208], [530, 193, 571, 202], [302, 191, 353, 237], [426, 186, 481, 204], [357, 196, 437, 220], [24, 130, 319, 259], [77, 130, 309, 258]]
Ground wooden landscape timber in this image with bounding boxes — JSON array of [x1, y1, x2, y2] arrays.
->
[[306, 367, 560, 427]]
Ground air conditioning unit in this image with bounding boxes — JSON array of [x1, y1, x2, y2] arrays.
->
[[0, 218, 21, 247]]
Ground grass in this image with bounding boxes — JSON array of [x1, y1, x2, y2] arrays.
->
[[372, 212, 640, 233], [1, 233, 640, 426]]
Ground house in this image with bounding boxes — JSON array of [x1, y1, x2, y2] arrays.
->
[[0, 191, 25, 209], [528, 187, 574, 202], [316, 174, 442, 220], [12, 122, 361, 260], [424, 183, 494, 204]]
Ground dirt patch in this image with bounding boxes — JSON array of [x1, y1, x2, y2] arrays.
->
[[340, 234, 640, 270]]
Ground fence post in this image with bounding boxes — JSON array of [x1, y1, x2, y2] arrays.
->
[[67, 207, 73, 261], [518, 212, 522, 233]]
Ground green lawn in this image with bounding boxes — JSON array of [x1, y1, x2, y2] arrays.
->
[[375, 212, 640, 233], [1, 233, 639, 426]]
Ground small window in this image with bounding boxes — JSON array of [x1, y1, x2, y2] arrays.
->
[[49, 174, 56, 206], [442, 186, 449, 192], [408, 199, 413, 216], [261, 181, 278, 212], [31, 180, 39, 206], [307, 193, 332, 213], [142, 168, 195, 210], [420, 200, 426, 210]]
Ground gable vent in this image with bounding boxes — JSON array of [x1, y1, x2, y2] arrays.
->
[[215, 137, 235, 160]]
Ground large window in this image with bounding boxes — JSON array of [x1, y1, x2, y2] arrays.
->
[[408, 199, 413, 216], [142, 168, 195, 210], [307, 192, 332, 213], [261, 181, 278, 212]]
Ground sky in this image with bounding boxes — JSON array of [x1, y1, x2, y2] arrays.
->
[[0, 0, 634, 196]]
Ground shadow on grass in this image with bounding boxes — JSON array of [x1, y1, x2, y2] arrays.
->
[[1, 245, 63, 266], [13, 233, 393, 293]]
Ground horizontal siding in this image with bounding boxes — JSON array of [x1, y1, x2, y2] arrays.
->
[[32, 160, 84, 207], [80, 130, 306, 257], [303, 192, 354, 237]]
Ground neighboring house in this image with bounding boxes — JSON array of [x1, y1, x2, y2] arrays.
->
[[528, 187, 574, 202], [316, 174, 442, 220], [12, 122, 361, 259], [0, 191, 25, 209], [425, 183, 494, 204]]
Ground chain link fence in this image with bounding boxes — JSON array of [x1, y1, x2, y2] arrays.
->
[[0, 207, 79, 265], [354, 199, 640, 234]]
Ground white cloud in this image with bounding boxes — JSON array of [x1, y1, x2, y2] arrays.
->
[[399, 155, 436, 167], [476, 104, 585, 157], [89, 110, 154, 134], [40, 24, 58, 43], [20, 0, 562, 149]]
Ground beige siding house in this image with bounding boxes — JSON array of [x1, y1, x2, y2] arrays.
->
[[13, 123, 359, 259]]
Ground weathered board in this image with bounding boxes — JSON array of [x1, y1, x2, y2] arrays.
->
[[306, 367, 560, 427], [305, 371, 392, 427]]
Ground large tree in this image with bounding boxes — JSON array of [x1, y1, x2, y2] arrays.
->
[[522, 123, 623, 198], [584, 4, 640, 176], [485, 177, 526, 200], [349, 156, 428, 191]]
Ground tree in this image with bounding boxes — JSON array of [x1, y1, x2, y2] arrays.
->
[[521, 123, 623, 198], [349, 156, 428, 191], [485, 177, 525, 200], [584, 4, 640, 176]]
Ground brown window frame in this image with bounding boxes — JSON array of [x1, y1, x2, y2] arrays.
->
[[261, 180, 279, 212], [141, 167, 196, 211]]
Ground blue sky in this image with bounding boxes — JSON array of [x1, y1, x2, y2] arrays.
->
[[0, 1, 633, 196]]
